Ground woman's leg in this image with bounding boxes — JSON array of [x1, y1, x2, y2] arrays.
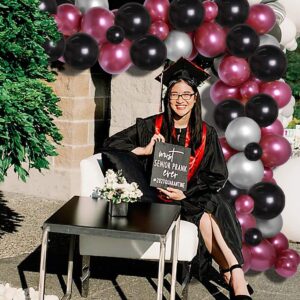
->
[[199, 212, 249, 296]]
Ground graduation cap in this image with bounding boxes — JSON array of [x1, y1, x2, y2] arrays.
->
[[156, 57, 210, 88]]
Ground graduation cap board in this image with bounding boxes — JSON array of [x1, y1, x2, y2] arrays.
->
[[150, 142, 191, 191]]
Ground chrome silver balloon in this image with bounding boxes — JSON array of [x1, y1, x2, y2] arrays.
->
[[259, 34, 281, 47], [256, 215, 283, 238], [75, 0, 109, 13]]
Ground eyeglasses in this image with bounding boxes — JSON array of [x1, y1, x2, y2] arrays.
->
[[169, 92, 195, 101]]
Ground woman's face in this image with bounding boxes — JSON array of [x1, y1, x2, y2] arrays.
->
[[169, 80, 196, 118]]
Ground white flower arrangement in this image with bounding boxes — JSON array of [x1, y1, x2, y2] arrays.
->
[[92, 169, 143, 204]]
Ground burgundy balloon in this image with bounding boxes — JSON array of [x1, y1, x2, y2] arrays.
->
[[275, 256, 298, 278], [279, 249, 300, 266], [240, 80, 259, 102], [267, 233, 289, 255], [261, 119, 284, 137], [98, 40, 132, 74], [250, 239, 276, 271], [81, 7, 114, 45], [210, 80, 241, 105], [203, 0, 218, 22], [263, 167, 273, 181], [242, 244, 252, 272], [218, 56, 250, 87], [194, 22, 226, 58], [260, 81, 292, 108], [56, 4, 82, 36], [236, 213, 257, 235], [260, 134, 292, 168], [262, 177, 277, 184], [235, 195, 255, 214], [219, 137, 237, 161], [246, 4, 276, 35], [148, 20, 169, 40], [144, 0, 170, 22]]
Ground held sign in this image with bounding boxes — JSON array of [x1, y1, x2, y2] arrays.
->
[[150, 142, 191, 191]]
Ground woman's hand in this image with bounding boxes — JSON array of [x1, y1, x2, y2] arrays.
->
[[157, 187, 186, 201], [132, 133, 165, 156]]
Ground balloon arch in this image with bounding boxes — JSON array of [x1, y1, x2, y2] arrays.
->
[[41, 0, 300, 277]]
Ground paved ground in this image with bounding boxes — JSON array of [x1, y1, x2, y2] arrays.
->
[[0, 191, 300, 300]]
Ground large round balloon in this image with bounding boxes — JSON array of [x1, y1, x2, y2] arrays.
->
[[194, 22, 226, 58], [275, 256, 298, 278], [235, 194, 254, 215], [256, 215, 283, 238], [165, 30, 193, 61], [43, 37, 65, 62], [39, 0, 57, 14], [64, 33, 98, 70], [267, 233, 289, 255], [250, 239, 276, 271], [244, 142, 262, 161], [261, 119, 284, 137], [227, 153, 264, 189], [99, 39, 132, 74], [219, 137, 237, 161], [144, 0, 169, 22], [56, 4, 82, 36], [245, 94, 278, 127], [130, 35, 167, 71], [218, 56, 250, 87], [279, 249, 300, 266], [226, 24, 259, 58], [219, 181, 247, 205], [214, 100, 245, 131], [81, 7, 115, 45], [168, 0, 204, 32], [210, 80, 241, 105], [225, 117, 261, 151], [260, 81, 292, 108], [249, 45, 287, 82], [246, 4, 276, 35], [106, 26, 125, 44], [260, 134, 292, 168], [215, 0, 249, 27], [75, 0, 109, 13], [115, 3, 151, 40], [245, 228, 263, 246], [249, 182, 285, 220]]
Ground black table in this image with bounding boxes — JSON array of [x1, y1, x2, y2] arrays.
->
[[38, 196, 181, 300]]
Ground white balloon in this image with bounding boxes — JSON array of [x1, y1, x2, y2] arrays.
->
[[280, 98, 295, 118], [164, 30, 193, 62], [279, 0, 300, 35], [248, 0, 261, 5], [279, 16, 297, 50], [75, 0, 109, 13]]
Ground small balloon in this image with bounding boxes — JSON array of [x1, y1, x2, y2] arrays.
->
[[75, 0, 109, 13], [203, 0, 218, 22], [256, 215, 283, 238], [144, 0, 170, 22], [263, 167, 273, 181], [168, 0, 204, 32], [39, 0, 57, 14], [275, 256, 298, 278], [214, 100, 245, 131], [64, 33, 99, 70], [245, 228, 263, 246], [235, 195, 255, 214], [245, 94, 278, 127], [244, 142, 262, 161], [279, 249, 300, 266], [148, 20, 169, 41], [249, 182, 285, 220], [130, 35, 167, 70], [219, 137, 237, 161], [106, 26, 125, 44], [219, 181, 247, 205], [43, 36, 65, 62], [236, 213, 257, 234], [115, 3, 151, 40], [267, 233, 289, 255], [240, 80, 259, 102], [261, 119, 284, 137]]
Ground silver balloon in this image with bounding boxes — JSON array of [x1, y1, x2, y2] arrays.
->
[[227, 153, 264, 189], [256, 215, 283, 238], [259, 34, 281, 47], [75, 0, 109, 13], [225, 117, 261, 151], [164, 30, 193, 62]]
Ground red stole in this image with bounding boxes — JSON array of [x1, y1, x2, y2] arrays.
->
[[154, 114, 207, 202]]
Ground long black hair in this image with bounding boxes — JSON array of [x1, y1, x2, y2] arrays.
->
[[162, 79, 203, 155]]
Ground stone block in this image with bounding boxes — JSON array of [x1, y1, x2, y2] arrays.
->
[[55, 121, 89, 145]]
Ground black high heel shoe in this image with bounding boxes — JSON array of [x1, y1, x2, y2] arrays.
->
[[220, 266, 254, 296], [229, 264, 253, 300]]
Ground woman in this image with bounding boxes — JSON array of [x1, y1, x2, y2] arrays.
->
[[103, 58, 252, 299]]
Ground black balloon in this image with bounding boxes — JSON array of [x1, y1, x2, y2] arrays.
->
[[39, 0, 57, 14], [249, 45, 287, 81], [169, 0, 204, 32], [219, 181, 247, 205], [64, 33, 99, 70], [244, 143, 263, 161], [214, 99, 245, 131], [226, 24, 259, 58], [245, 228, 263, 246], [245, 93, 278, 127], [106, 26, 125, 44], [215, 0, 249, 27], [130, 35, 167, 71], [193, 54, 214, 69], [249, 182, 285, 220], [43, 36, 65, 62], [115, 3, 151, 40]]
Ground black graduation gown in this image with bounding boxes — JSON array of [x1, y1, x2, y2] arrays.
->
[[103, 114, 243, 279]]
